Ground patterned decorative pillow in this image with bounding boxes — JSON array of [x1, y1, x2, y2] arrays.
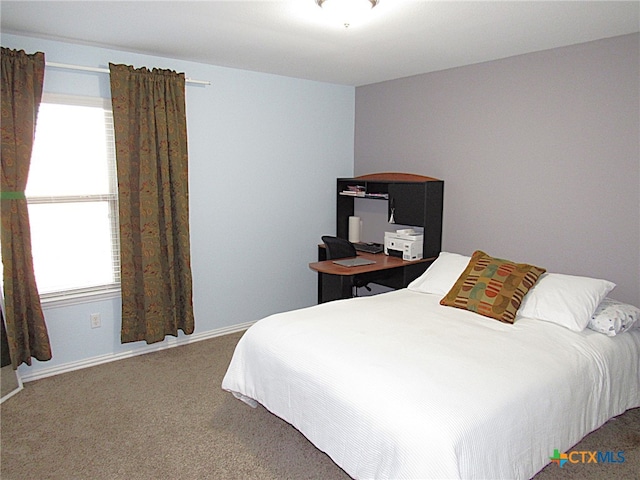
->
[[587, 297, 640, 336], [440, 250, 546, 324]]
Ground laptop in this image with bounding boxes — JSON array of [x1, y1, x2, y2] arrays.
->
[[332, 257, 376, 267]]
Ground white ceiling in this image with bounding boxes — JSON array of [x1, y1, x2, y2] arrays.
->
[[2, 1, 639, 86]]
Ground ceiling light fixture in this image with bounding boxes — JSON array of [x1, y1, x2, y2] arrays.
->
[[316, 0, 379, 28]]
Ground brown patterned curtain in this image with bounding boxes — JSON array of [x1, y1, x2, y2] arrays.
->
[[0, 48, 52, 368], [109, 63, 194, 344]]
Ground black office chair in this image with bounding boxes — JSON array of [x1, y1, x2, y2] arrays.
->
[[321, 235, 357, 260], [321, 236, 372, 296]]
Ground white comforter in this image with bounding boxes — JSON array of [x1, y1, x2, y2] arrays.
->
[[221, 289, 640, 479]]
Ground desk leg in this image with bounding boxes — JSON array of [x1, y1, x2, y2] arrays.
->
[[318, 272, 353, 303]]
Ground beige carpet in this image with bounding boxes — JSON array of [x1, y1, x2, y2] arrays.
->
[[1, 331, 638, 480]]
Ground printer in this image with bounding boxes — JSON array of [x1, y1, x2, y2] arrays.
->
[[384, 229, 423, 261]]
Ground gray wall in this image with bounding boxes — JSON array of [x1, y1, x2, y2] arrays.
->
[[2, 34, 355, 379], [355, 33, 639, 306]]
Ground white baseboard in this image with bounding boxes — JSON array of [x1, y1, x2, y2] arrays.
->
[[19, 322, 254, 383]]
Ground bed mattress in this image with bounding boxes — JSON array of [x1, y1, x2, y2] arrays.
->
[[222, 289, 640, 479]]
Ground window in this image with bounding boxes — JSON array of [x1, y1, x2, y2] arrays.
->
[[27, 94, 120, 302]]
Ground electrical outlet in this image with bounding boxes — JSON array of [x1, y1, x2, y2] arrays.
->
[[90, 313, 101, 329]]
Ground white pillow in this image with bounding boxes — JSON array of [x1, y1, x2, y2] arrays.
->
[[518, 273, 615, 332], [587, 297, 640, 336], [408, 252, 471, 295]]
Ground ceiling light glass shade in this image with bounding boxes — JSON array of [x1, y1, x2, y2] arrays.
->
[[316, 0, 379, 28]]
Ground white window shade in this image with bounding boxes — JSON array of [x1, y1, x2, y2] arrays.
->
[[27, 93, 120, 302]]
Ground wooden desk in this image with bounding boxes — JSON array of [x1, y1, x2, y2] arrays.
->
[[309, 251, 434, 303]]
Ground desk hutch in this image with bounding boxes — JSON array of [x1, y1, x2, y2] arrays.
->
[[336, 172, 444, 259]]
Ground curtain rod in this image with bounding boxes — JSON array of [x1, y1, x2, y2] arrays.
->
[[45, 61, 210, 86]]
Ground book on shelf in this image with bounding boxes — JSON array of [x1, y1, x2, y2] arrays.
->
[[340, 185, 366, 196], [366, 193, 389, 199], [339, 190, 389, 199]]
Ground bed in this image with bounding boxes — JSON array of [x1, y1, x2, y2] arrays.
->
[[222, 251, 640, 479]]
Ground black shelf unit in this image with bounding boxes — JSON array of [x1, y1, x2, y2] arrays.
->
[[336, 173, 444, 260]]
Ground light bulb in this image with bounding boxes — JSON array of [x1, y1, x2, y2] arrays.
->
[[317, 0, 378, 28]]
